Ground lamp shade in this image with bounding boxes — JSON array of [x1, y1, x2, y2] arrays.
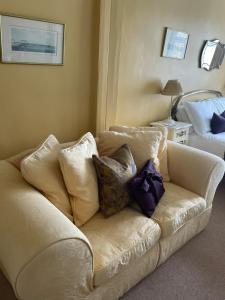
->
[[161, 80, 183, 96]]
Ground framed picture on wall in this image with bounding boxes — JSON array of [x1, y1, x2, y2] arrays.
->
[[162, 27, 189, 60], [0, 14, 65, 65]]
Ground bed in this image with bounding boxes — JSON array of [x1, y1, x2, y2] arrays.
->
[[171, 89, 225, 159]]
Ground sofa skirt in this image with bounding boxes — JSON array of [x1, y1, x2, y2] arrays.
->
[[158, 207, 212, 265], [88, 243, 160, 300]]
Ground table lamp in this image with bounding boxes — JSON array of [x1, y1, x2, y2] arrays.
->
[[161, 80, 183, 123]]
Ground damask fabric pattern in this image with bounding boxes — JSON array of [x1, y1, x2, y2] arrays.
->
[[152, 182, 206, 237], [92, 144, 137, 217], [0, 161, 94, 300], [158, 207, 211, 265], [87, 209, 211, 300], [1, 138, 225, 300], [81, 207, 161, 287]]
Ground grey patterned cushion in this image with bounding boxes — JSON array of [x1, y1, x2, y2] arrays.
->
[[92, 144, 137, 217]]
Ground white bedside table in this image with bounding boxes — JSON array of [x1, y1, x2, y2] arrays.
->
[[149, 120, 192, 144]]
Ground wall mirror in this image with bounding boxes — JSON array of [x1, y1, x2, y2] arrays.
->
[[200, 39, 225, 71]]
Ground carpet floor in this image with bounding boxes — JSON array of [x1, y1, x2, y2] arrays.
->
[[1, 179, 225, 300]]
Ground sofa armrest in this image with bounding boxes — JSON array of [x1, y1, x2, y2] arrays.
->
[[167, 141, 225, 207], [0, 161, 93, 300]]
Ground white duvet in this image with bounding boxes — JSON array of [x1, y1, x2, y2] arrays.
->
[[176, 98, 225, 159], [188, 132, 225, 159]]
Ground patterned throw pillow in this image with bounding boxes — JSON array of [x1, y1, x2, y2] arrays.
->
[[92, 144, 137, 217]]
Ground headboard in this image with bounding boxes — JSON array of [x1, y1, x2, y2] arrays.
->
[[171, 89, 223, 120]]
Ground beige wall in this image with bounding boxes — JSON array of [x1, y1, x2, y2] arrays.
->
[[2, 0, 225, 158], [116, 0, 225, 126], [0, 0, 99, 159]]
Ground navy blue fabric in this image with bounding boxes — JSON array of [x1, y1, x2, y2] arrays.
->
[[128, 160, 165, 218], [211, 112, 225, 134]]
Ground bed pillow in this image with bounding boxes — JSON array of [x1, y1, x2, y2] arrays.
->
[[21, 135, 73, 222], [92, 144, 137, 217], [184, 97, 225, 135], [210, 97, 225, 114], [59, 132, 99, 226], [211, 113, 225, 134], [176, 106, 191, 123], [109, 125, 169, 181], [97, 131, 162, 172], [183, 100, 215, 135]]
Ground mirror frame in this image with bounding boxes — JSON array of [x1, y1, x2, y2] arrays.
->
[[200, 39, 225, 71]]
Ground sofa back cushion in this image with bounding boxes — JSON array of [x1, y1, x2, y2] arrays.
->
[[109, 125, 169, 181], [97, 131, 162, 173], [21, 135, 73, 222], [59, 132, 99, 226]]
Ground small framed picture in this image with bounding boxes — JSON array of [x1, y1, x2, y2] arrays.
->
[[162, 28, 189, 60], [0, 14, 65, 65]]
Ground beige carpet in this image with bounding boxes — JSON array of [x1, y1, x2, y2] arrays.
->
[[1, 178, 225, 300]]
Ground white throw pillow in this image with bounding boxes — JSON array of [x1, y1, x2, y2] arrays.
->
[[59, 132, 99, 227], [183, 98, 225, 135], [97, 131, 162, 172], [109, 125, 169, 181], [7, 148, 34, 170], [21, 135, 73, 222]]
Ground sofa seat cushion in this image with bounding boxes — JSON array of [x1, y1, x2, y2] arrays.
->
[[81, 207, 161, 287], [152, 182, 206, 238]]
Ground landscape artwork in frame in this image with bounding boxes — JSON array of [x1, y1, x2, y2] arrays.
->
[[162, 28, 189, 60], [0, 14, 64, 65]]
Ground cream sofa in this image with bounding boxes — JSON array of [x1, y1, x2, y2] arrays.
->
[[0, 141, 224, 300]]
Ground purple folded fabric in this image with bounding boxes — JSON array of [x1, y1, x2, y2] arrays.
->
[[211, 112, 225, 134], [128, 160, 165, 217]]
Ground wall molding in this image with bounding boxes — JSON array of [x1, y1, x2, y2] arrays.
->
[[96, 0, 124, 134]]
